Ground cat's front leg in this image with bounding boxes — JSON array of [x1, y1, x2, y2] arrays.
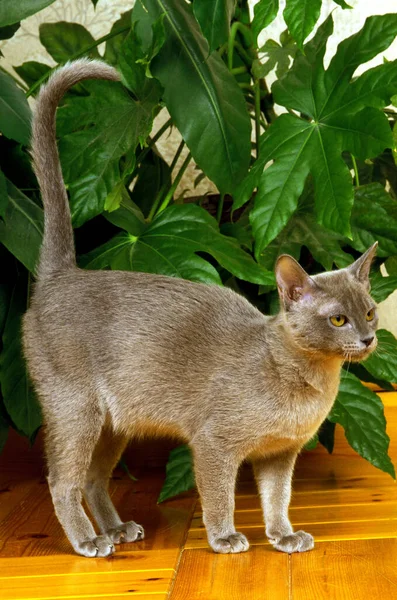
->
[[192, 440, 249, 554], [253, 449, 314, 553]]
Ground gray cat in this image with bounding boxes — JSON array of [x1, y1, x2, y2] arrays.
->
[[23, 59, 378, 558]]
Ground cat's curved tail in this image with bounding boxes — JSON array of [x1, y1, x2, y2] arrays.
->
[[31, 59, 120, 279]]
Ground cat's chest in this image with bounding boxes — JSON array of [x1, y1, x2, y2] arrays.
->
[[255, 365, 340, 449]]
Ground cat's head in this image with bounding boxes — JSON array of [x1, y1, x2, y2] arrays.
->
[[275, 243, 378, 362]]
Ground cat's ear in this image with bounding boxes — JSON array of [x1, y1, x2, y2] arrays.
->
[[275, 255, 318, 309], [347, 242, 378, 288]]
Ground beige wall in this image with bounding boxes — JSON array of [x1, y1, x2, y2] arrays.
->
[[1, 0, 396, 332]]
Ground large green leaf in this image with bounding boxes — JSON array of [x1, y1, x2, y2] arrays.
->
[[0, 22, 20, 40], [0, 0, 57, 27], [363, 329, 397, 384], [318, 419, 336, 454], [14, 61, 51, 89], [81, 203, 274, 285], [193, 0, 236, 52], [104, 11, 133, 66], [350, 184, 397, 257], [142, 0, 251, 193], [329, 372, 395, 478], [0, 71, 31, 145], [252, 0, 279, 40], [158, 445, 195, 503], [370, 272, 397, 304], [237, 15, 397, 257], [39, 22, 99, 63], [0, 180, 43, 273], [58, 80, 159, 227], [0, 280, 42, 442], [283, 0, 322, 51], [348, 364, 393, 393], [258, 209, 352, 271], [0, 168, 7, 216]]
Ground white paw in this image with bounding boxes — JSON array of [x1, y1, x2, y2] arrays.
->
[[106, 521, 144, 544], [210, 532, 249, 554], [76, 534, 115, 557], [271, 530, 314, 554]]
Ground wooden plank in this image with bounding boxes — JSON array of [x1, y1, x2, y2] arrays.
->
[[195, 484, 397, 512], [292, 539, 397, 599], [0, 549, 178, 599], [0, 476, 196, 558], [169, 546, 289, 600], [191, 500, 397, 529], [185, 519, 397, 549]]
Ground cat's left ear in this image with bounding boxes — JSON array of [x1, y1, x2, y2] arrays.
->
[[347, 242, 378, 288]]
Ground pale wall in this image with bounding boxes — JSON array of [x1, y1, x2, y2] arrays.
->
[[1, 0, 396, 332]]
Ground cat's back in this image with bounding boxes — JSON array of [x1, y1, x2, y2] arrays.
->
[[25, 267, 267, 358]]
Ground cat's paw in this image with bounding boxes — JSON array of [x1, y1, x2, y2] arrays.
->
[[210, 532, 249, 554], [106, 521, 144, 544], [271, 530, 314, 554], [75, 534, 115, 558]]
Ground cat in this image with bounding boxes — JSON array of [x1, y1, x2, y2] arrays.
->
[[23, 59, 379, 558]]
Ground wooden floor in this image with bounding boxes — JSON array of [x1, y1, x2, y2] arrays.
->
[[1, 393, 396, 599]]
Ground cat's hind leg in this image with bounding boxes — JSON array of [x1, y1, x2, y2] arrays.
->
[[84, 426, 144, 545], [44, 386, 116, 558]]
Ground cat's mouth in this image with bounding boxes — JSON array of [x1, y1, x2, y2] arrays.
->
[[341, 340, 377, 362]]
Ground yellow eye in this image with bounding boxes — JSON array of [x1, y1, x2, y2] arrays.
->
[[330, 315, 347, 327], [366, 308, 375, 322]]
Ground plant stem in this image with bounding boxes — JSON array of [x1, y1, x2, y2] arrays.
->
[[26, 24, 131, 98], [228, 22, 254, 71], [146, 138, 184, 221], [0, 65, 29, 91], [169, 139, 185, 172], [147, 182, 168, 222], [231, 66, 248, 75], [156, 152, 192, 216], [216, 193, 225, 224], [136, 118, 173, 165], [351, 154, 360, 187]]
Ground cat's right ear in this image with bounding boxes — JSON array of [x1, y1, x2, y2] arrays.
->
[[275, 255, 318, 309]]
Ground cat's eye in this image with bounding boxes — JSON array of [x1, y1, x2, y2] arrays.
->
[[366, 308, 375, 322], [330, 315, 347, 327]]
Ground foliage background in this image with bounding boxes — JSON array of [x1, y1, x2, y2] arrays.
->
[[1, 0, 397, 501]]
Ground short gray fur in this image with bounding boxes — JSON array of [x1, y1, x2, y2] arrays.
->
[[23, 59, 379, 558]]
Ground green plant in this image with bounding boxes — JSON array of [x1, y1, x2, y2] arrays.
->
[[0, 0, 397, 501]]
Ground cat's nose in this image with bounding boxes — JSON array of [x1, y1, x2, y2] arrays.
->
[[361, 336, 375, 348]]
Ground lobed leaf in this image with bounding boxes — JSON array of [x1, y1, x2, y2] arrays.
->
[[350, 184, 397, 257], [283, 0, 322, 51], [252, 0, 279, 41], [82, 203, 274, 286], [58, 80, 159, 227]]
